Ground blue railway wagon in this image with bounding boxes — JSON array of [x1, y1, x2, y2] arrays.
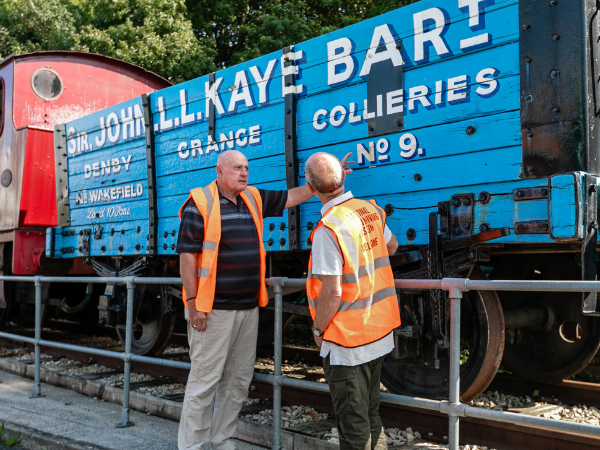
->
[[47, 0, 600, 401]]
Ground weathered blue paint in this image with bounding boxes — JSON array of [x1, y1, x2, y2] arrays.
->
[[47, 0, 593, 259], [550, 173, 584, 241]]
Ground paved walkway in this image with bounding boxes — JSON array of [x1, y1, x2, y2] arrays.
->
[[0, 369, 267, 450]]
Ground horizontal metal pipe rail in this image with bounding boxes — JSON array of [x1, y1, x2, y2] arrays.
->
[[1, 275, 600, 447]]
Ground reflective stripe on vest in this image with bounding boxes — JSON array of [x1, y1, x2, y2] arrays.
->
[[308, 285, 397, 311], [306, 197, 401, 348], [202, 187, 214, 217], [307, 255, 391, 284], [179, 180, 269, 312]]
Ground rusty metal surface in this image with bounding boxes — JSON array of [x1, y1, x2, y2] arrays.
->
[[440, 227, 510, 252], [513, 186, 549, 201], [520, 0, 600, 177], [514, 221, 550, 234], [440, 195, 474, 240]]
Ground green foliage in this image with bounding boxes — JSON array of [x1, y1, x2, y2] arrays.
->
[[459, 347, 469, 365], [4, 431, 22, 447], [0, 0, 76, 57], [532, 389, 540, 398], [0, 0, 420, 81], [186, 0, 418, 68], [0, 424, 23, 447], [71, 0, 216, 83]]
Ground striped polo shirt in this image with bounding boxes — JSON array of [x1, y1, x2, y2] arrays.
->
[[176, 188, 287, 310]]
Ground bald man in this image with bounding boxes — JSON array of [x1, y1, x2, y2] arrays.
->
[[176, 150, 317, 450], [305, 152, 400, 450]]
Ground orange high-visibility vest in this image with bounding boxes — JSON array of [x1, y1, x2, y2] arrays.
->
[[307, 197, 400, 348], [178, 180, 268, 313]]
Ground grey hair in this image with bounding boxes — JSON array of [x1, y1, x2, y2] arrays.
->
[[305, 152, 344, 194]]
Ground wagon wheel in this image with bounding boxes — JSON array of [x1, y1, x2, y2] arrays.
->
[[491, 255, 600, 382], [381, 265, 504, 402], [115, 284, 176, 356]]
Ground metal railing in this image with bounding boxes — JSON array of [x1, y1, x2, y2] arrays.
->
[[1, 275, 600, 449]]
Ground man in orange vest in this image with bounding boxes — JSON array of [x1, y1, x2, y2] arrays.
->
[[176, 149, 350, 450], [305, 152, 400, 450]]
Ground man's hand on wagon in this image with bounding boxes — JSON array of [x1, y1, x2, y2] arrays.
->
[[340, 152, 356, 175]]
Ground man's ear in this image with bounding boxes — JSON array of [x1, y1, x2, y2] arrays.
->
[[306, 181, 315, 194]]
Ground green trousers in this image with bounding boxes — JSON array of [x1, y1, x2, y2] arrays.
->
[[323, 354, 388, 450]]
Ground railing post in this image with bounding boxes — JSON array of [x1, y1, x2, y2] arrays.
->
[[117, 277, 135, 428], [272, 280, 284, 450], [30, 277, 44, 398], [448, 286, 463, 450]]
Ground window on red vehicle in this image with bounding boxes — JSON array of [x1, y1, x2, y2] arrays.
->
[[31, 68, 63, 101]]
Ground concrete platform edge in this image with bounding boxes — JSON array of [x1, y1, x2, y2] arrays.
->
[[0, 358, 337, 450], [0, 418, 112, 450]]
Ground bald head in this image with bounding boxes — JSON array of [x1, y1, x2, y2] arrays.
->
[[217, 150, 247, 167], [305, 152, 344, 194]]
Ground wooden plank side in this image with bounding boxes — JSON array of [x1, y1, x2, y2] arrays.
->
[[146, 0, 523, 254], [297, 109, 520, 173], [156, 153, 286, 205], [69, 199, 148, 226], [296, 44, 519, 150], [63, 97, 146, 155], [149, 50, 284, 131], [550, 173, 583, 240], [55, 0, 537, 258], [154, 105, 285, 179], [301, 145, 522, 198], [296, 178, 559, 248], [49, 221, 150, 257], [59, 96, 151, 256], [67, 145, 147, 194]]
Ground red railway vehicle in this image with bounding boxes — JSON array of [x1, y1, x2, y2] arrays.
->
[[0, 51, 170, 327]]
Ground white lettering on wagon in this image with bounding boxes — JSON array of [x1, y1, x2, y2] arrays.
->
[[177, 125, 262, 161], [77, 183, 144, 206], [313, 67, 499, 132], [68, 105, 144, 157], [84, 155, 132, 179], [86, 205, 132, 220]]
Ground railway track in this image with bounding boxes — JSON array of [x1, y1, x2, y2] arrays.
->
[[2, 334, 600, 450]]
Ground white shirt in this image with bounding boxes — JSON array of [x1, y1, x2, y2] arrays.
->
[[312, 191, 395, 366]]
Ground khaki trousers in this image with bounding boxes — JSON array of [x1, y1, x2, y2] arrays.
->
[[178, 307, 259, 450]]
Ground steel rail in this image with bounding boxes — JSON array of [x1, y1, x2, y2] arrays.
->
[[3, 330, 600, 449], [2, 275, 600, 448]]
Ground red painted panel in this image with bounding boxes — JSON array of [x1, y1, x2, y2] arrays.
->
[[20, 128, 56, 226], [12, 230, 95, 275], [12, 229, 45, 274], [13, 55, 169, 130]]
